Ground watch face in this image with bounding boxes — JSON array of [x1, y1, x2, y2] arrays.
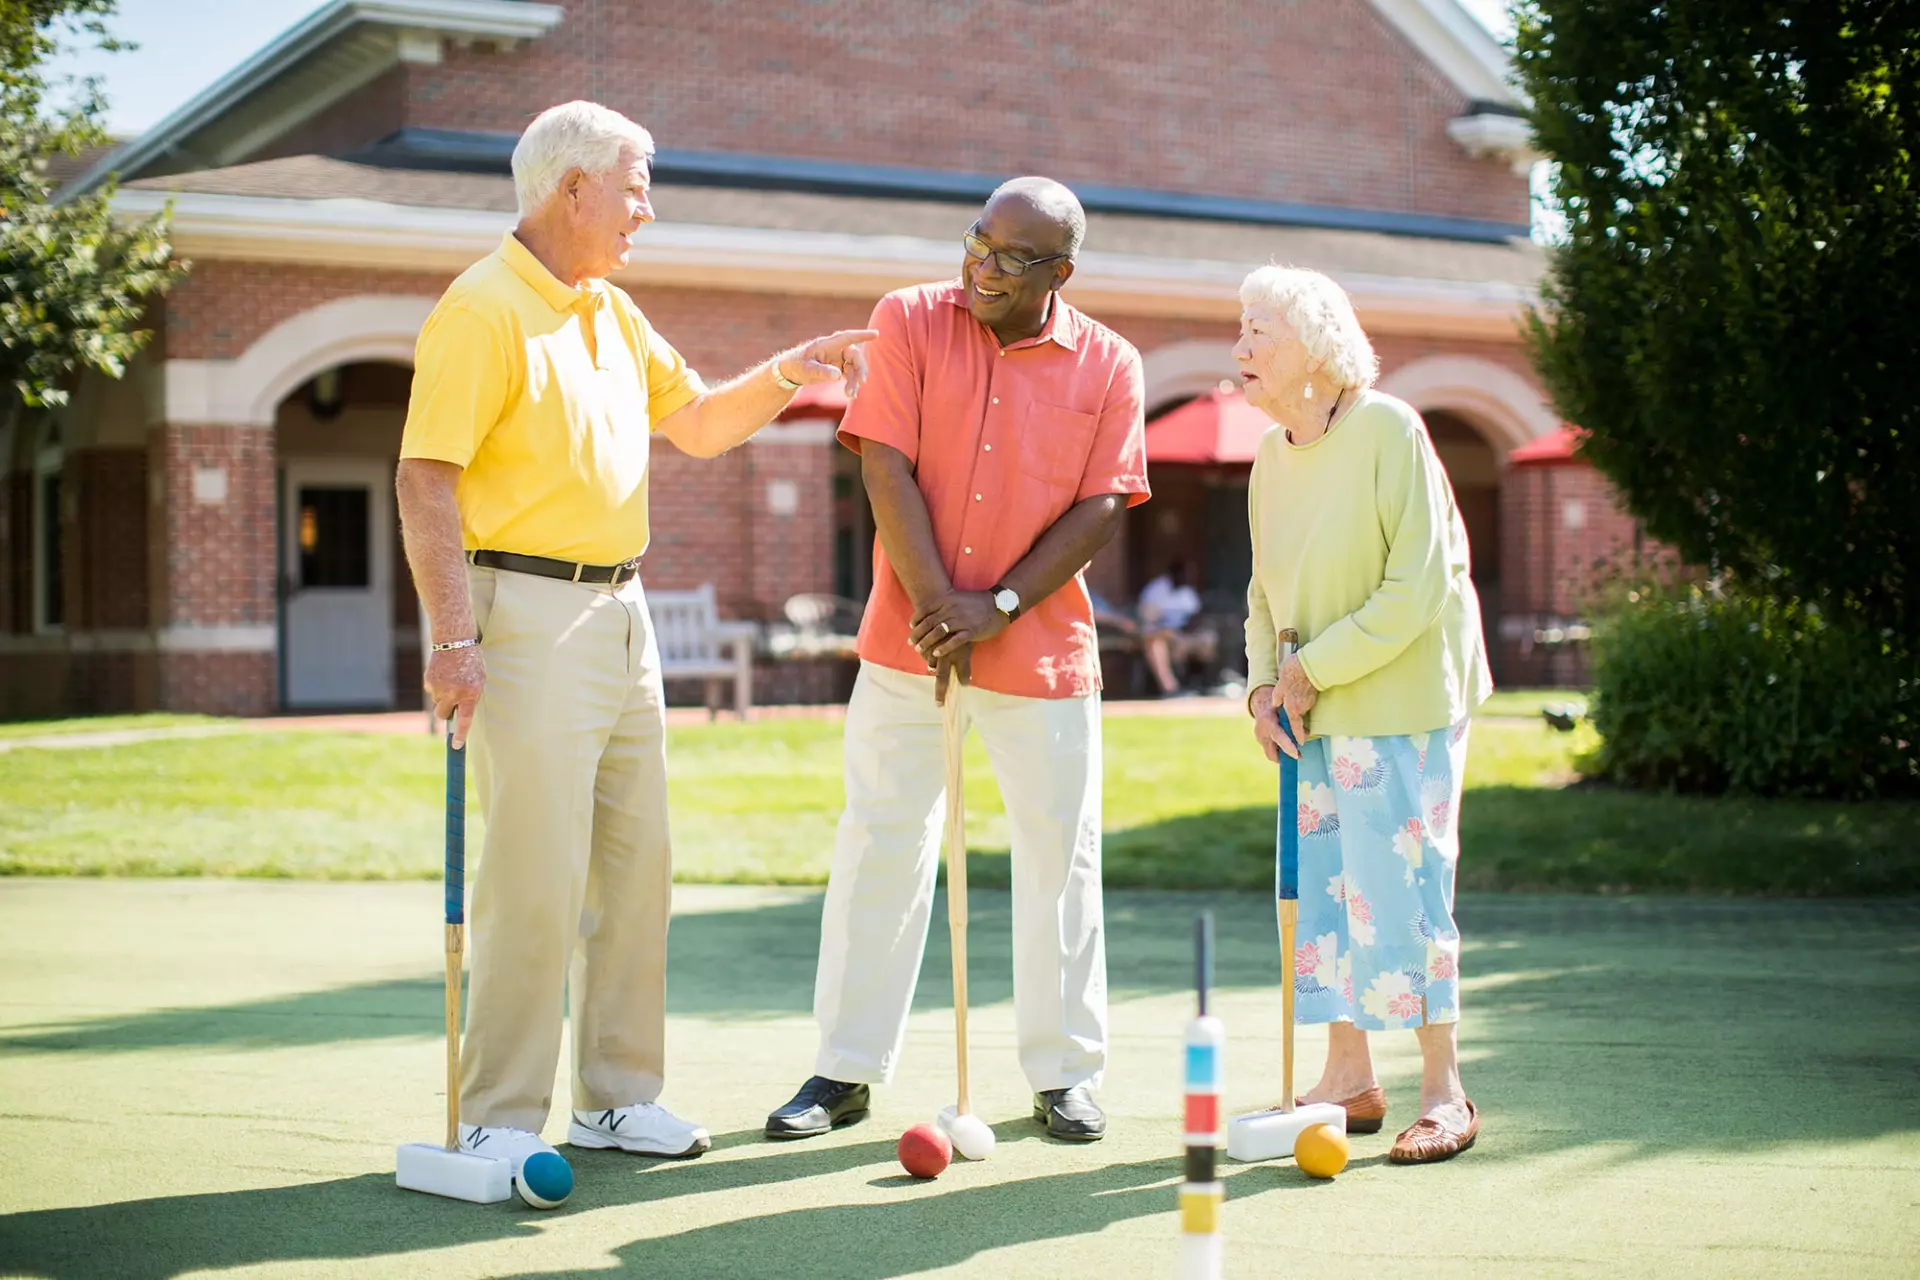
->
[[995, 588, 1019, 613]]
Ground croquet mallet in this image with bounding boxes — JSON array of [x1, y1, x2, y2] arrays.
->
[[1227, 629, 1346, 1161], [935, 680, 995, 1160], [395, 736, 512, 1202]]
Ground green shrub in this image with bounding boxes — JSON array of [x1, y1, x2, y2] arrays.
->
[[1587, 586, 1919, 800]]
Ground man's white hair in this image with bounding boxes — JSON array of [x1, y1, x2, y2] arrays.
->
[[511, 101, 655, 219], [1239, 265, 1379, 390]]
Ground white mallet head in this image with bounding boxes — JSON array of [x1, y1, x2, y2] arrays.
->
[[937, 1105, 996, 1160]]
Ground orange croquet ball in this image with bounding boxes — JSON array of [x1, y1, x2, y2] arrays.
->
[[1294, 1123, 1350, 1178]]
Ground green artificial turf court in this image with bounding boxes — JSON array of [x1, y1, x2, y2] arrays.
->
[[1, 879, 1917, 1278]]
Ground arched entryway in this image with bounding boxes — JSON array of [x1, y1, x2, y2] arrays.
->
[[159, 294, 438, 711], [1423, 408, 1503, 672], [275, 361, 417, 709], [1378, 355, 1561, 685], [1125, 346, 1558, 688], [1131, 342, 1248, 643]]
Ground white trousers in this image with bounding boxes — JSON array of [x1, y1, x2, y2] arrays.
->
[[812, 660, 1108, 1092]]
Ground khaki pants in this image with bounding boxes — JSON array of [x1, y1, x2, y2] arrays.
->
[[813, 661, 1108, 1092], [459, 564, 672, 1133]]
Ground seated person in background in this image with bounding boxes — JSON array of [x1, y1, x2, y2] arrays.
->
[[1089, 586, 1140, 642], [1138, 560, 1217, 696]]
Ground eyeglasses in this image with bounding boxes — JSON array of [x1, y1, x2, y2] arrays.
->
[[962, 224, 1071, 277]]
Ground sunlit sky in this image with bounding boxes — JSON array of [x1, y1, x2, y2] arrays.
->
[[46, 0, 1516, 138]]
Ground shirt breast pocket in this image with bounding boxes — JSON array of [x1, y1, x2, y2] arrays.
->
[[1018, 403, 1099, 490]]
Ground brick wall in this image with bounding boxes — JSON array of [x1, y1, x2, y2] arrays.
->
[[402, 0, 1528, 225], [161, 262, 455, 361], [157, 651, 276, 717], [0, 653, 69, 720], [152, 424, 277, 630], [1499, 460, 1649, 686], [68, 652, 150, 715]]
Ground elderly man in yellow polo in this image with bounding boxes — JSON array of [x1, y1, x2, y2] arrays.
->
[[395, 100, 875, 1180]]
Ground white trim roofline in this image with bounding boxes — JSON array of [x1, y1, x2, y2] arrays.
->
[[70, 0, 563, 194], [113, 188, 1536, 339], [1366, 0, 1520, 107]]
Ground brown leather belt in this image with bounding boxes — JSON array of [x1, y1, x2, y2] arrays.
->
[[467, 549, 641, 586]]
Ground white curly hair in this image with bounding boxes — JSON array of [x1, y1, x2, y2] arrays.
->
[[511, 101, 655, 219], [1238, 265, 1379, 390]]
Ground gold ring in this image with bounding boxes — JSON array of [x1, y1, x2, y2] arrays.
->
[[940, 622, 951, 636]]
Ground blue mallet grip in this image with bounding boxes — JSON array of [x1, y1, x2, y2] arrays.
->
[[1273, 628, 1302, 904], [445, 736, 465, 927], [1276, 719, 1299, 902]]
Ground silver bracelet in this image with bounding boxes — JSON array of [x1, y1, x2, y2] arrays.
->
[[770, 360, 802, 392], [430, 637, 480, 653]]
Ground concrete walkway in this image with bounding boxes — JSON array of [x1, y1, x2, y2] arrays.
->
[[0, 696, 1265, 753]]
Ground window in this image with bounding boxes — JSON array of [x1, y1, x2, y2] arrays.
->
[[296, 486, 371, 589]]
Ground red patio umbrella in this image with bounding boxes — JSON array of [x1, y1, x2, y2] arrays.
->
[[776, 379, 852, 421], [1145, 386, 1275, 465], [1508, 425, 1586, 466]]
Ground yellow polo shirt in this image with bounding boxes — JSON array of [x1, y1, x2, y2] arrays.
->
[[400, 232, 704, 564]]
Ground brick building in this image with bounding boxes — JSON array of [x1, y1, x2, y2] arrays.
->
[[0, 0, 1643, 717]]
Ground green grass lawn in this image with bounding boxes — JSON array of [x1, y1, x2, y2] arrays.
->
[[2, 713, 1913, 894], [1469, 687, 1587, 718]]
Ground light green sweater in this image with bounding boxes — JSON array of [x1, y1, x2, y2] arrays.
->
[[1244, 390, 1492, 739]]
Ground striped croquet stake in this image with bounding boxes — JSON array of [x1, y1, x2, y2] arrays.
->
[[1180, 911, 1224, 1280]]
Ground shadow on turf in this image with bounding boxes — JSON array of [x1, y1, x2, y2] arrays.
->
[[494, 1157, 1281, 1280], [0, 1132, 1288, 1279], [6, 890, 1918, 1168], [0, 890, 1283, 1053], [0, 1128, 924, 1278], [984, 791, 1920, 895]]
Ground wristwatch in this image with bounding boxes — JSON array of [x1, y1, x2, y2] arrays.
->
[[991, 584, 1021, 621]]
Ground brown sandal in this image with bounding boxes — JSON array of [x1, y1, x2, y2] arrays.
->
[[1290, 1085, 1388, 1135], [1389, 1098, 1479, 1164]]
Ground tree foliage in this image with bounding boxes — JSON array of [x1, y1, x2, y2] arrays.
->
[[0, 0, 181, 411], [1514, 0, 1919, 638]]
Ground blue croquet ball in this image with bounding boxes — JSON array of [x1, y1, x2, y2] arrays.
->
[[516, 1151, 573, 1209]]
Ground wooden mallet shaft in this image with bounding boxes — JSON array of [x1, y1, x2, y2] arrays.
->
[[942, 685, 971, 1117]]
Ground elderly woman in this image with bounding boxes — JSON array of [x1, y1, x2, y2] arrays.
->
[[1235, 265, 1493, 1163]]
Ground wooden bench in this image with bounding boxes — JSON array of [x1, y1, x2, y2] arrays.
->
[[649, 583, 758, 718]]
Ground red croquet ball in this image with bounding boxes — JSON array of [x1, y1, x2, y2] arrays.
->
[[897, 1122, 953, 1179]]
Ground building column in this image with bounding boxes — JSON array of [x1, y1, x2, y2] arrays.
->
[[745, 420, 840, 704], [149, 420, 279, 714], [747, 420, 837, 614]]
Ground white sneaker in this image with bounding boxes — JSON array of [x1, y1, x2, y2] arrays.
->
[[569, 1102, 711, 1158], [458, 1124, 557, 1176]]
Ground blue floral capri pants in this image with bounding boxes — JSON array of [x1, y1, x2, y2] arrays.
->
[[1289, 720, 1470, 1031]]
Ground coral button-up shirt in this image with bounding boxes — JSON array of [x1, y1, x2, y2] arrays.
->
[[837, 280, 1150, 699]]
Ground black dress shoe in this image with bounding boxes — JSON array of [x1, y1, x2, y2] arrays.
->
[[1033, 1085, 1106, 1141], [765, 1076, 870, 1139]]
